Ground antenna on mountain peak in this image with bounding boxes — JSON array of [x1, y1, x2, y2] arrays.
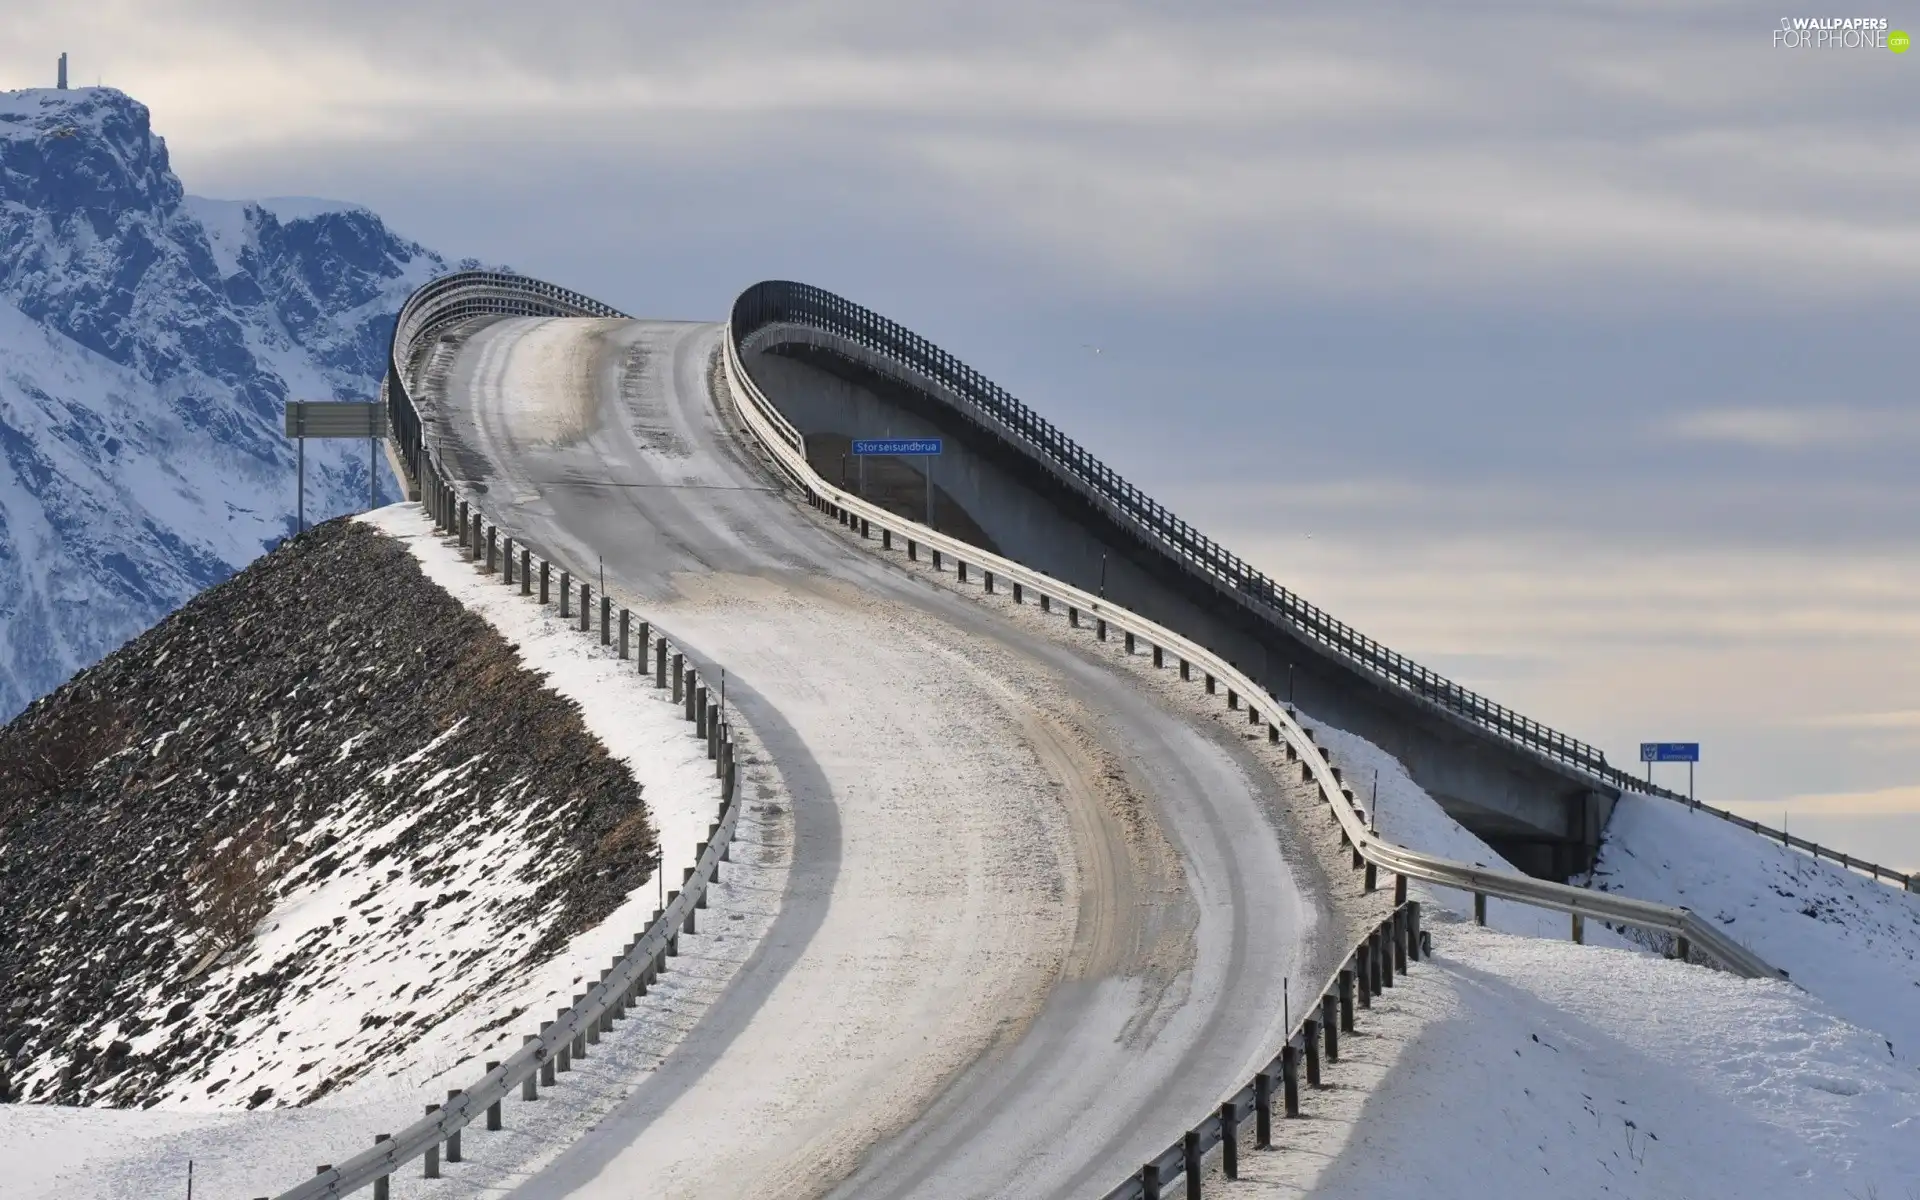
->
[[57, 53, 68, 90]]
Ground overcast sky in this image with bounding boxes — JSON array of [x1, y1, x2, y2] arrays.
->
[[8, 2, 1917, 864]]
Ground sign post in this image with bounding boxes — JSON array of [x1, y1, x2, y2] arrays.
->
[[283, 401, 386, 532], [851, 438, 943, 528], [1639, 742, 1701, 806]]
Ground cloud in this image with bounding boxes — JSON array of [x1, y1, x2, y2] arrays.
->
[[6, 1, 1918, 308], [1660, 408, 1920, 449], [1751, 785, 1920, 817], [1804, 710, 1920, 731]]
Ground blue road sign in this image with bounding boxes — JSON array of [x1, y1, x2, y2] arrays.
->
[[1640, 742, 1700, 763], [852, 438, 943, 455]]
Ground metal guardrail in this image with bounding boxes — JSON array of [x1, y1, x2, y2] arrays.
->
[[267, 267, 1788, 1198], [721, 325, 1781, 980], [721, 329, 1783, 1195], [729, 281, 1917, 896], [270, 279, 728, 1200]]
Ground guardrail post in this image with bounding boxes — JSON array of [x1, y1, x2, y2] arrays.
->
[[1184, 1129, 1202, 1200], [1394, 910, 1408, 971], [503, 536, 514, 584], [373, 1135, 391, 1200], [571, 997, 587, 1059], [1068, 605, 1078, 628], [486, 1062, 502, 1128], [656, 641, 667, 688], [1180, 658, 1191, 680], [424, 1105, 441, 1177], [933, 549, 943, 570], [1408, 902, 1422, 962], [908, 538, 917, 560], [1141, 1161, 1163, 1200], [1153, 645, 1164, 668], [1675, 934, 1691, 961], [1254, 1072, 1274, 1147], [882, 528, 892, 549], [486, 526, 497, 573], [1013, 581, 1023, 603], [696, 685, 709, 738], [1227, 687, 1238, 709], [957, 560, 968, 582], [601, 594, 611, 643], [1473, 892, 1487, 926], [984, 569, 994, 593], [458, 500, 468, 547], [1040, 593, 1050, 612], [1221, 1100, 1239, 1178], [579, 583, 591, 631], [1282, 1044, 1300, 1116], [1124, 631, 1135, 653], [560, 572, 571, 618], [446, 1090, 463, 1160], [860, 517, 870, 538], [522, 1036, 539, 1099], [673, 654, 684, 702], [1363, 862, 1377, 893], [1205, 673, 1216, 694], [1304, 1018, 1321, 1086], [1571, 913, 1585, 945], [1339, 969, 1355, 1031], [540, 1024, 557, 1085], [619, 609, 630, 658], [1097, 618, 1107, 641], [1322, 994, 1339, 1062], [521, 548, 531, 595], [539, 561, 550, 605], [1357, 948, 1372, 1009], [1394, 873, 1408, 905], [684, 670, 696, 720], [1378, 927, 1394, 988]]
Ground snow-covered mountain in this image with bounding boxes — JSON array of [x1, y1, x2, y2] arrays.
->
[[0, 85, 465, 720]]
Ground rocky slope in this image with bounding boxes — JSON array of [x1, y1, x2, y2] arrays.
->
[[0, 84, 469, 721], [0, 519, 656, 1109]]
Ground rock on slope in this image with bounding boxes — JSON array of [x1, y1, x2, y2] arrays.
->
[[0, 518, 656, 1109], [0, 84, 467, 721]]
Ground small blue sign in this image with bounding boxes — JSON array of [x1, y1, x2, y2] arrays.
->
[[852, 438, 943, 456], [1640, 742, 1700, 763]]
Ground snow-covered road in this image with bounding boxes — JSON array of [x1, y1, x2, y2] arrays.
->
[[413, 316, 1322, 1198]]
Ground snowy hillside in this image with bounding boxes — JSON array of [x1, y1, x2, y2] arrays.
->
[[1592, 793, 1920, 1064], [0, 84, 466, 720], [1262, 720, 1920, 1198]]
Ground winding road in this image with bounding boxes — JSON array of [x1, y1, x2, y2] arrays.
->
[[414, 315, 1321, 1199]]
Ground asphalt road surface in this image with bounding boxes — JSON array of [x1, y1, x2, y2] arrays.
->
[[414, 315, 1317, 1200]]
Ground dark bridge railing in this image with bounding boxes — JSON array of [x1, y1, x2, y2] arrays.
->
[[730, 279, 1916, 893], [730, 281, 1613, 774], [385, 270, 629, 485]]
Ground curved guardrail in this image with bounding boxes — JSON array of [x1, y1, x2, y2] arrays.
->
[[729, 280, 1917, 896], [720, 322, 1780, 981], [273, 276, 731, 1200]]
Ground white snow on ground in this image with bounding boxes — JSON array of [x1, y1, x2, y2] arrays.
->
[[0, 505, 774, 1199], [1591, 792, 1920, 1065], [346, 504, 728, 1102], [1219, 716, 1920, 1198], [1222, 922, 1920, 1200], [1306, 722, 1631, 947]]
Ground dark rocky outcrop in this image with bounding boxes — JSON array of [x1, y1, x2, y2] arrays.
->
[[0, 519, 654, 1106]]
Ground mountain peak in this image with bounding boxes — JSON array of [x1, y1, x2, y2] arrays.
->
[[0, 86, 179, 218], [0, 84, 454, 721]]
